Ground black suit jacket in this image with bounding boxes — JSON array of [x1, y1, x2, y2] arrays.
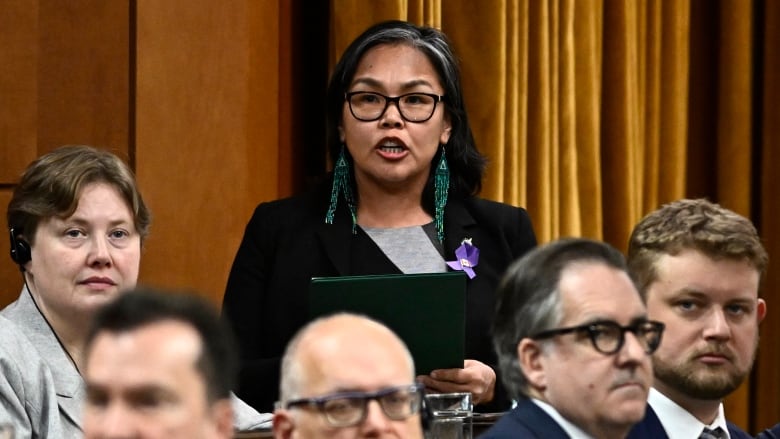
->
[[756, 424, 780, 439], [222, 181, 536, 413], [478, 399, 570, 438], [627, 405, 753, 439]]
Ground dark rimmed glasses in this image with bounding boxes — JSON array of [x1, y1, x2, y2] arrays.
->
[[345, 91, 445, 123], [531, 319, 665, 355], [283, 384, 423, 427]]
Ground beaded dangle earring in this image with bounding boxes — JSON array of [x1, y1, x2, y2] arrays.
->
[[325, 145, 357, 233], [434, 146, 450, 243]]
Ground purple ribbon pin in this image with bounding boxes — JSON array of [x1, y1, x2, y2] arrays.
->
[[446, 238, 479, 279]]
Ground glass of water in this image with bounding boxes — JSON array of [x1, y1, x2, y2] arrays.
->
[[425, 392, 472, 439]]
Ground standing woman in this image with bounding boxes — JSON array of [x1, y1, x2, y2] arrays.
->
[[223, 20, 536, 413], [1, 145, 151, 437]]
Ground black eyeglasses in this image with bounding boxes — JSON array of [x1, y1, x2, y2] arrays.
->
[[345, 91, 445, 123], [531, 319, 665, 355], [284, 384, 423, 428]]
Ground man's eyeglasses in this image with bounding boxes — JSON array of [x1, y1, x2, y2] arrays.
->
[[345, 91, 445, 123], [531, 319, 665, 355], [283, 384, 423, 428]]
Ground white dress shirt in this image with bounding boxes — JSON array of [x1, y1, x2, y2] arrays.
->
[[648, 387, 731, 439]]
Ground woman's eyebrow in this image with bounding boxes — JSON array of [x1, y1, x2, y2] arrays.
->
[[349, 77, 435, 91]]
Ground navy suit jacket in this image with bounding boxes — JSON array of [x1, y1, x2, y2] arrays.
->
[[627, 405, 752, 439], [478, 399, 570, 439], [756, 424, 780, 439], [222, 178, 537, 413]]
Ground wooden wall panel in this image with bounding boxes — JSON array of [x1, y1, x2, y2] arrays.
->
[[135, 0, 281, 305], [0, 1, 37, 305], [0, 1, 38, 182], [0, 0, 130, 309], [38, 0, 130, 153], [0, 0, 777, 432]]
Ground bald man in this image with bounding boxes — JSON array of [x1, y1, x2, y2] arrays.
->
[[272, 313, 425, 439]]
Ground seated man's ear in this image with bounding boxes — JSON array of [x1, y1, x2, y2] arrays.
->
[[211, 399, 234, 439], [757, 298, 767, 324], [517, 338, 548, 392], [273, 410, 295, 439]]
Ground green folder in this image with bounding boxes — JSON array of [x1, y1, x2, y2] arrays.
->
[[309, 272, 467, 375]]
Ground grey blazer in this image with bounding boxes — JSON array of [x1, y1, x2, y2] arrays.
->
[[0, 288, 272, 437], [0, 288, 83, 438]]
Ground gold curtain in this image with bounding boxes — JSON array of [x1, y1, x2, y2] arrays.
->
[[330, 0, 441, 68], [328, 0, 695, 245], [330, 0, 779, 431]]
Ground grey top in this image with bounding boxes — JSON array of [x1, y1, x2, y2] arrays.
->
[[0, 287, 271, 436], [0, 315, 67, 438], [0, 289, 82, 439], [362, 222, 447, 274]]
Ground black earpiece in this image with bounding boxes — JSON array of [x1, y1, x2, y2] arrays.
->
[[9, 227, 31, 269]]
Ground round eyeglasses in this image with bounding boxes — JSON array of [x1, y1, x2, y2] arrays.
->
[[345, 91, 445, 123], [283, 384, 423, 428], [530, 319, 665, 355]]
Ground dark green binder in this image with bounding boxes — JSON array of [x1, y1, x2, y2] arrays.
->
[[309, 272, 467, 375]]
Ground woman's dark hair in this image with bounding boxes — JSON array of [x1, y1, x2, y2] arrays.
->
[[326, 20, 487, 199]]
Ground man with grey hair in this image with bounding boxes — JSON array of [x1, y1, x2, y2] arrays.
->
[[483, 238, 664, 439], [272, 313, 425, 439]]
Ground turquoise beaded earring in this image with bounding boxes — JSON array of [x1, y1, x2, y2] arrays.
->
[[434, 146, 449, 243], [325, 145, 357, 233]]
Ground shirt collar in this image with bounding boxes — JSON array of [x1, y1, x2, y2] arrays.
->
[[648, 387, 731, 439], [532, 398, 597, 439]]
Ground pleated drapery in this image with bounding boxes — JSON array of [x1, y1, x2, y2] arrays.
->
[[330, 0, 702, 245], [329, 0, 780, 433]]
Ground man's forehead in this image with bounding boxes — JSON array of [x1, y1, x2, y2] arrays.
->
[[557, 262, 644, 322], [299, 316, 407, 358], [85, 376, 175, 399], [653, 248, 760, 272], [294, 322, 414, 394], [300, 336, 412, 374], [88, 320, 202, 371], [85, 321, 209, 401], [101, 320, 199, 347], [648, 250, 761, 298]]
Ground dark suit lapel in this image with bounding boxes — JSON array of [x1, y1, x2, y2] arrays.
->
[[316, 205, 401, 276], [727, 422, 752, 439], [442, 198, 477, 259], [513, 400, 571, 438], [316, 209, 354, 275]]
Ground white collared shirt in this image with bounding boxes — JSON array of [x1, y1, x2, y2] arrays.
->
[[648, 387, 731, 439], [531, 398, 597, 439]]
